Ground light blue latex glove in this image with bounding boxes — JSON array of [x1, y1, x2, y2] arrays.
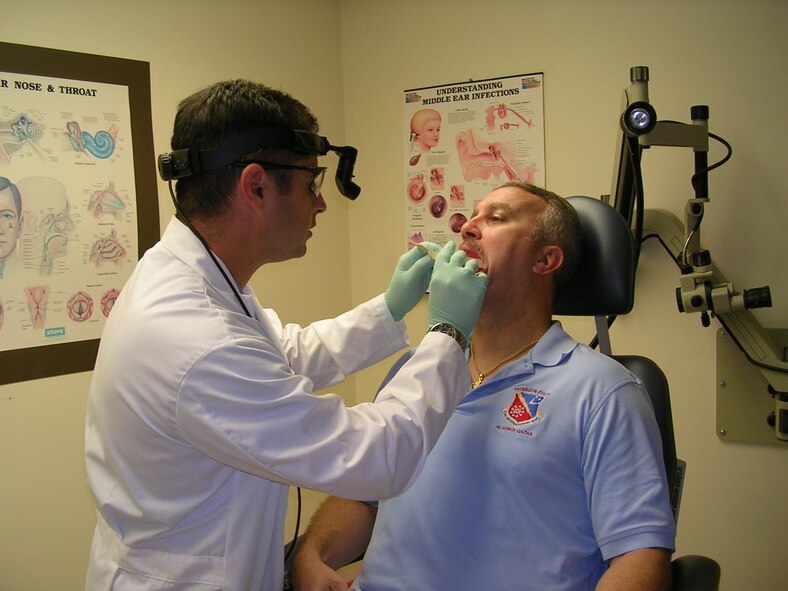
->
[[427, 241, 488, 341], [384, 241, 441, 321]]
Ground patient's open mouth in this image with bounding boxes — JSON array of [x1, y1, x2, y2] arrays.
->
[[460, 245, 485, 273]]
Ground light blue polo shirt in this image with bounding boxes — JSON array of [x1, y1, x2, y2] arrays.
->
[[353, 322, 676, 591]]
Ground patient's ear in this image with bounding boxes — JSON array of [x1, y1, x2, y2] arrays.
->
[[533, 245, 564, 276]]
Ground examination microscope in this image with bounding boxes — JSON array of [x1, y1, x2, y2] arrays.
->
[[607, 66, 787, 442]]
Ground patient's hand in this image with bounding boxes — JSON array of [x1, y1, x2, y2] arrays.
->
[[292, 550, 349, 591]]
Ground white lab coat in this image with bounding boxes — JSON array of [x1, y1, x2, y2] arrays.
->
[[84, 217, 470, 590]]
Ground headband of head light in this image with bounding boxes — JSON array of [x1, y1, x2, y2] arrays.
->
[[157, 127, 360, 199]]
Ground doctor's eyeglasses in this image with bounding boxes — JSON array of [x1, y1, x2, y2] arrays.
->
[[235, 161, 327, 198]]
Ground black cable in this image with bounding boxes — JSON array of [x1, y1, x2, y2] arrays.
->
[[283, 487, 302, 563], [625, 136, 646, 269], [167, 182, 251, 317], [641, 232, 678, 263], [715, 313, 788, 374], [167, 181, 304, 562], [691, 132, 733, 194]]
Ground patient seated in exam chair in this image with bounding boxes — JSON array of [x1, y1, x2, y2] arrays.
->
[[290, 187, 676, 590]]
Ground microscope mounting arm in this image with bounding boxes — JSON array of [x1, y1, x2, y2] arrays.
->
[[609, 66, 787, 442]]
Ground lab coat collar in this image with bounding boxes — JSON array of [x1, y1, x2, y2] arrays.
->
[[160, 216, 254, 315]]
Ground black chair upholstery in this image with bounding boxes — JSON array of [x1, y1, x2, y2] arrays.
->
[[554, 195, 635, 317], [672, 555, 722, 590]]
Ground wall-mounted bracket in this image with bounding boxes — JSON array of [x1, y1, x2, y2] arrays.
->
[[716, 328, 788, 446]]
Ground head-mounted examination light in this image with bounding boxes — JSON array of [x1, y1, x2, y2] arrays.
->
[[157, 127, 361, 199]]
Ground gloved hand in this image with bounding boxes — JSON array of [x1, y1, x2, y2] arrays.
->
[[384, 242, 441, 321], [427, 241, 488, 340]]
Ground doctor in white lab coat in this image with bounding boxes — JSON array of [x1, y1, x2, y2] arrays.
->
[[84, 79, 487, 590]]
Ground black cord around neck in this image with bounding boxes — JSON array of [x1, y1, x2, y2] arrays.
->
[[167, 182, 252, 318], [167, 181, 303, 566]]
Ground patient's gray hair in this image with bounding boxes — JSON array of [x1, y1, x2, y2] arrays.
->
[[496, 180, 581, 289]]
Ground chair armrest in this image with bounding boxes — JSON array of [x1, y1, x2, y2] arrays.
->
[[671, 555, 721, 591]]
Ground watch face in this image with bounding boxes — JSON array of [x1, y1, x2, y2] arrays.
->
[[430, 323, 467, 350], [444, 325, 459, 339]]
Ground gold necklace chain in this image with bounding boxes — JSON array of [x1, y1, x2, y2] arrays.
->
[[470, 337, 541, 388]]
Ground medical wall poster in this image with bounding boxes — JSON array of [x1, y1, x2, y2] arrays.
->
[[0, 43, 159, 385], [404, 73, 544, 248]]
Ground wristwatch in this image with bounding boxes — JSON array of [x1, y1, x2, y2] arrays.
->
[[428, 323, 468, 352]]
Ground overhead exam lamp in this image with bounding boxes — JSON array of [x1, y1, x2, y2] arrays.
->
[[157, 127, 361, 199]]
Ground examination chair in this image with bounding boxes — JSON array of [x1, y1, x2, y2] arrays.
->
[[553, 195, 721, 590], [285, 195, 720, 590]]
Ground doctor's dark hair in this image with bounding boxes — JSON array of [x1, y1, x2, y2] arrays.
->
[[171, 79, 319, 219], [496, 180, 581, 291], [0, 176, 23, 215]]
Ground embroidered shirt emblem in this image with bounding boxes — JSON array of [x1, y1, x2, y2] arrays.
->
[[503, 387, 547, 426]]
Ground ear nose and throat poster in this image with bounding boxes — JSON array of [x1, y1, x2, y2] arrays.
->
[[403, 73, 545, 249], [0, 42, 158, 385], [0, 71, 137, 353]]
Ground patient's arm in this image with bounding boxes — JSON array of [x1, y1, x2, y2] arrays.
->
[[596, 548, 670, 591], [292, 496, 378, 591]]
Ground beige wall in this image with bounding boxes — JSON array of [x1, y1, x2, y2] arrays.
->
[[0, 1, 785, 589]]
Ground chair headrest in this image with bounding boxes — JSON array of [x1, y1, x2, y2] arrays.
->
[[553, 195, 635, 316]]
